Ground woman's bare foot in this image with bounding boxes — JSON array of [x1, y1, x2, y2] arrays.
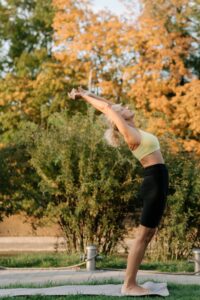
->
[[121, 284, 150, 295]]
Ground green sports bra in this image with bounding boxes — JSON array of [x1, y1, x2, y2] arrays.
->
[[131, 129, 160, 161]]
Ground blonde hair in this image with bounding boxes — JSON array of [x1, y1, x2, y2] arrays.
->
[[104, 103, 124, 147]]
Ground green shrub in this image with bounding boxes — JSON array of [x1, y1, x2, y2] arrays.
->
[[147, 142, 200, 260], [0, 110, 199, 259], [1, 110, 141, 254]]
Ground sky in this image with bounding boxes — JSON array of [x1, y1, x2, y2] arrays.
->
[[92, 0, 127, 15], [91, 0, 141, 18]]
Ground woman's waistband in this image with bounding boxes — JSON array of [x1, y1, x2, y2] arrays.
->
[[143, 163, 168, 176]]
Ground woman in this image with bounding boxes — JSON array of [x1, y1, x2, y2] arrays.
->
[[68, 87, 169, 296]]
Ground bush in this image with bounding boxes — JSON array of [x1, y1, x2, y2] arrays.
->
[[0, 110, 199, 258], [3, 110, 141, 254], [147, 141, 200, 260]]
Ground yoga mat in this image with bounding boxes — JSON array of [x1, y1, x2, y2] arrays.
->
[[0, 282, 169, 297]]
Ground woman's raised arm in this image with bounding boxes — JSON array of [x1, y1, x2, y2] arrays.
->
[[68, 88, 138, 146], [78, 87, 114, 105], [68, 88, 111, 113]]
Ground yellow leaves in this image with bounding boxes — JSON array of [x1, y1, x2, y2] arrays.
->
[[182, 140, 200, 156], [169, 80, 200, 137], [150, 96, 170, 114], [0, 75, 30, 109], [166, 138, 182, 154], [52, 0, 128, 66], [98, 81, 114, 95], [50, 0, 200, 156], [147, 117, 168, 134], [12, 91, 27, 102]]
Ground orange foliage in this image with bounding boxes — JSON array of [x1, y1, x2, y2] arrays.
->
[[52, 0, 135, 95], [170, 80, 200, 137], [51, 0, 199, 156]]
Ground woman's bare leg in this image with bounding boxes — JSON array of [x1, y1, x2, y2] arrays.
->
[[121, 225, 156, 295]]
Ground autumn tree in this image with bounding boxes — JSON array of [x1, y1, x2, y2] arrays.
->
[[52, 0, 200, 156], [0, 0, 87, 142], [52, 0, 136, 101], [123, 0, 200, 154], [185, 0, 200, 79], [0, 0, 54, 76], [0, 0, 55, 140]]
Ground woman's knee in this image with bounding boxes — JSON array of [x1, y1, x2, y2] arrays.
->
[[136, 225, 156, 244]]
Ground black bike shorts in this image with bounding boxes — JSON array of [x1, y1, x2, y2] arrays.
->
[[139, 163, 169, 228]]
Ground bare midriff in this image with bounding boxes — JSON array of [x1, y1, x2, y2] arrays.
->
[[140, 149, 165, 168]]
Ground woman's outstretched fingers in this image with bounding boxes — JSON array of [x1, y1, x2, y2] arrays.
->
[[68, 92, 74, 99], [68, 88, 75, 99], [68, 88, 81, 100]]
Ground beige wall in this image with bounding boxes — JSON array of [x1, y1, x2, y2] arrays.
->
[[0, 214, 135, 252], [0, 214, 62, 237]]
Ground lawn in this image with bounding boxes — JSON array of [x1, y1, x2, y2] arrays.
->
[[0, 252, 194, 273], [0, 283, 200, 300], [1, 252, 198, 299]]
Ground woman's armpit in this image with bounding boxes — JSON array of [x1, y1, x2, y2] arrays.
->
[[128, 142, 140, 151]]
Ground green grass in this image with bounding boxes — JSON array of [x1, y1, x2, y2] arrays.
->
[[0, 252, 194, 273], [0, 252, 81, 268], [96, 255, 194, 273], [0, 282, 199, 300], [140, 260, 194, 273]]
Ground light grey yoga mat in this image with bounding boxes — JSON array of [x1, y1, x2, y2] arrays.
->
[[0, 282, 169, 297]]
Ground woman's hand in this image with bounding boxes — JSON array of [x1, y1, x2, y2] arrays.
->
[[78, 86, 90, 95], [68, 88, 82, 100]]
